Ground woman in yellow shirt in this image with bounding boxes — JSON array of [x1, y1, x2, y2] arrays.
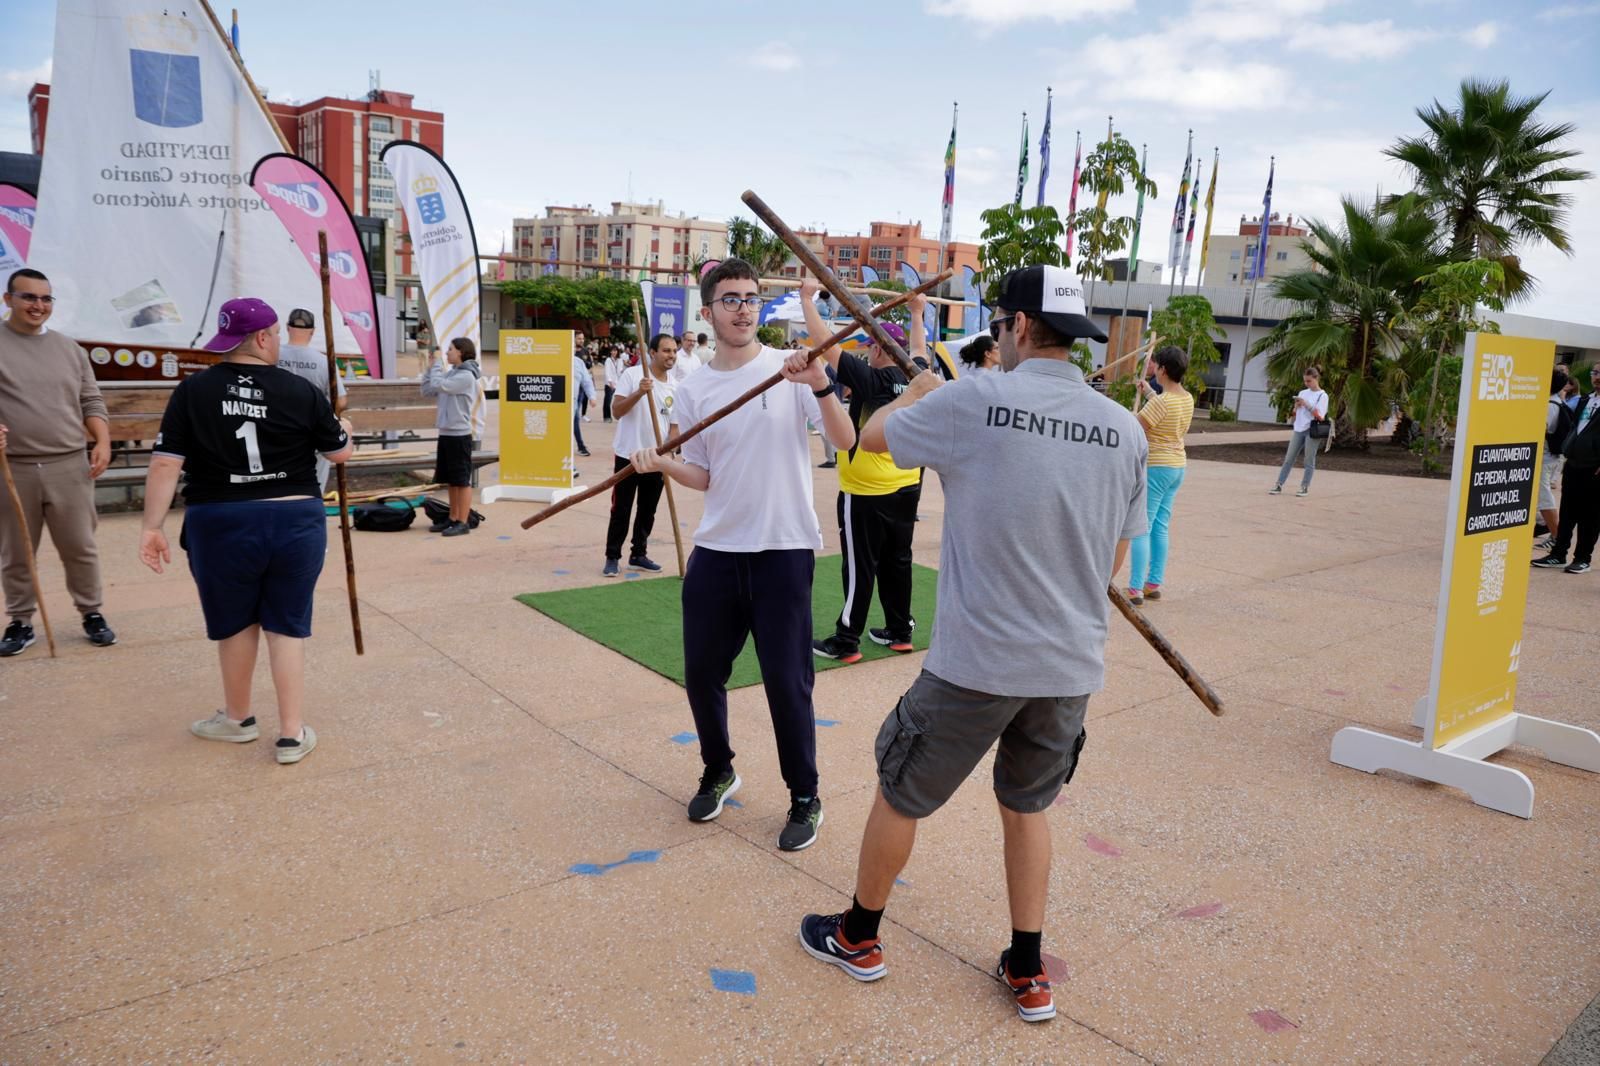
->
[[1127, 347, 1195, 605]]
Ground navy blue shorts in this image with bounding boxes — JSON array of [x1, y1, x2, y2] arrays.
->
[[183, 499, 328, 640]]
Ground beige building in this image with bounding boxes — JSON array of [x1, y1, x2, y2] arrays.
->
[[1201, 214, 1315, 288], [511, 201, 727, 285]]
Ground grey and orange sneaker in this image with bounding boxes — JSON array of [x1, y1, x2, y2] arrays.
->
[[996, 950, 1056, 1022], [799, 912, 886, 982]]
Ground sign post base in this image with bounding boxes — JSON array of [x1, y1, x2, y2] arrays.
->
[[1331, 707, 1600, 819], [482, 483, 586, 505]]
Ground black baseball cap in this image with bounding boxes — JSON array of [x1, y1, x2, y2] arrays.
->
[[996, 265, 1107, 343], [286, 307, 315, 329]]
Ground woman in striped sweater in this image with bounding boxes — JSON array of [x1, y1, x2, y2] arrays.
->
[[1126, 346, 1195, 605]]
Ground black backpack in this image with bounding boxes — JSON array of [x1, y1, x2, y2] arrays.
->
[[422, 496, 486, 529], [1549, 397, 1578, 457], [351, 496, 418, 532]]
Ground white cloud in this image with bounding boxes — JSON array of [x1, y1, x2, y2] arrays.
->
[[1287, 20, 1437, 60], [1462, 21, 1500, 48], [1, 60, 51, 99], [924, 0, 1131, 27], [1066, 30, 1298, 113], [744, 44, 800, 73], [1537, 2, 1600, 19]]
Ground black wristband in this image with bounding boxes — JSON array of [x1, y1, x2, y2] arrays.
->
[[813, 386, 836, 399]]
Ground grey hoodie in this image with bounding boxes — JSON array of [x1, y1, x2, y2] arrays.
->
[[421, 359, 482, 435]]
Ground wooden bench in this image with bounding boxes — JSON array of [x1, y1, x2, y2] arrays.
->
[[95, 379, 499, 506]]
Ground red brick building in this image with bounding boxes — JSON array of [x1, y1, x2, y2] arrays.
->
[[822, 221, 980, 285]]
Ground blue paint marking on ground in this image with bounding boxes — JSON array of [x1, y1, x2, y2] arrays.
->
[[709, 969, 757, 995], [568, 850, 661, 876], [724, 798, 743, 809], [816, 718, 839, 727], [552, 569, 572, 575], [670, 732, 698, 745], [497, 535, 511, 541], [895, 878, 910, 887], [624, 572, 641, 580]]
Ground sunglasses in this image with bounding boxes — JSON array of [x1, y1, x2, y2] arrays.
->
[[988, 314, 1016, 341]]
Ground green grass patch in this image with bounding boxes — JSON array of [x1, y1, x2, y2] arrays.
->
[[516, 554, 939, 689]]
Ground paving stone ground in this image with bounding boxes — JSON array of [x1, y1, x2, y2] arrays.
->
[[2, 415, 1596, 1064]]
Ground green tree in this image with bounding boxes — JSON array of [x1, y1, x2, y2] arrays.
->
[[1149, 295, 1225, 398], [499, 275, 642, 331], [1396, 258, 1506, 470], [726, 216, 792, 276], [977, 203, 1068, 303], [1073, 133, 1156, 292], [1253, 196, 1444, 448], [1384, 79, 1592, 296]]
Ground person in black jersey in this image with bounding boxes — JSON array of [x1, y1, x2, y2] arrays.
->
[[138, 298, 354, 765]]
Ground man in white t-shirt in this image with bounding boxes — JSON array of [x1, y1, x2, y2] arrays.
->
[[603, 333, 680, 577], [1270, 366, 1329, 498], [277, 308, 349, 493], [633, 258, 855, 852]]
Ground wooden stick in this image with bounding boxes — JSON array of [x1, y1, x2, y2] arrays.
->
[[521, 277, 946, 531], [741, 191, 936, 381], [632, 299, 686, 578], [1107, 586, 1224, 715], [757, 277, 969, 307], [1088, 334, 1159, 382], [0, 451, 55, 657], [319, 232, 364, 655]]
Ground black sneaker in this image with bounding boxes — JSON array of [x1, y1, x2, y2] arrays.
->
[[813, 636, 862, 664], [0, 620, 35, 657], [428, 518, 452, 533], [818, 460, 836, 469], [868, 627, 915, 653], [82, 612, 117, 647], [578, 448, 592, 457], [687, 769, 740, 822], [1532, 554, 1569, 568], [602, 559, 620, 578], [778, 795, 823, 851], [628, 555, 663, 572], [441, 521, 471, 537], [1565, 560, 1592, 574]]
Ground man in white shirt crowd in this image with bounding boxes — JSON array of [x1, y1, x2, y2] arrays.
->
[[633, 258, 855, 852], [603, 333, 679, 577]]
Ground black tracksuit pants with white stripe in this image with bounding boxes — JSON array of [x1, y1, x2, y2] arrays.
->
[[833, 485, 920, 648]]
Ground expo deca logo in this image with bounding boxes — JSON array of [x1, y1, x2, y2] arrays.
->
[[504, 336, 536, 355], [1477, 353, 1515, 401], [263, 180, 328, 219]]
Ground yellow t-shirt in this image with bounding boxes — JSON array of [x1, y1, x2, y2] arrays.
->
[[1139, 389, 1195, 468]]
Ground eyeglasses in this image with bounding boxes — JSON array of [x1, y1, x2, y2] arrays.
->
[[988, 315, 1016, 340], [7, 293, 54, 305], [714, 295, 763, 311]]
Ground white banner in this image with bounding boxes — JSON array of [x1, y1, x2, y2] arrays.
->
[[379, 142, 480, 351], [28, 0, 357, 354]]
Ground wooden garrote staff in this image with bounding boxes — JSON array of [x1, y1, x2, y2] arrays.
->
[[742, 189, 1223, 717], [521, 275, 949, 531], [0, 450, 55, 657], [631, 299, 686, 577], [318, 232, 364, 655]]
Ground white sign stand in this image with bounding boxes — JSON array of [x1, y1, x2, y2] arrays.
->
[[1330, 334, 1600, 818]]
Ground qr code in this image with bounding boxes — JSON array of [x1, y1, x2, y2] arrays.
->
[[1477, 538, 1508, 607], [522, 409, 548, 439]]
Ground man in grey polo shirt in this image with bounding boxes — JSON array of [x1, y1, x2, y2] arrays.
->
[[798, 265, 1147, 1024], [276, 308, 349, 494]]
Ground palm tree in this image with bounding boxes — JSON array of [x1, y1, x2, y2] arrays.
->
[[1385, 79, 1592, 295], [1252, 196, 1444, 447], [725, 216, 793, 276]]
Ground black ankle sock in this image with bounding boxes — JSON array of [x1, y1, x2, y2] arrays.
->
[[1008, 930, 1043, 977], [842, 895, 883, 944], [239, 716, 255, 728]]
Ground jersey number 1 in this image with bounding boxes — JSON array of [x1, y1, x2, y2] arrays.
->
[[235, 421, 264, 474]]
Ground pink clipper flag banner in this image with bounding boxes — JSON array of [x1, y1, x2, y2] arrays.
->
[[0, 184, 36, 274], [249, 153, 380, 372]]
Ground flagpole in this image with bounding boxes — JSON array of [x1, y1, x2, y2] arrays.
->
[[1235, 155, 1274, 413], [1036, 87, 1051, 208], [938, 101, 956, 338], [1169, 129, 1192, 302], [1117, 143, 1147, 371]]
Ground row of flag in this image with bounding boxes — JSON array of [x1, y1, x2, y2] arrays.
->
[[937, 95, 1280, 294]]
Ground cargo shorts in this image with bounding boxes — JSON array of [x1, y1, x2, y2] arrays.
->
[[874, 669, 1089, 818]]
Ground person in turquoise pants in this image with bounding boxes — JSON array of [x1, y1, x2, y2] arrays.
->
[[1126, 347, 1194, 605]]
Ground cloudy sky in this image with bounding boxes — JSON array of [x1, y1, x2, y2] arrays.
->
[[3, 0, 1597, 323]]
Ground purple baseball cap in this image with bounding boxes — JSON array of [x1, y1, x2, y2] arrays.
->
[[202, 298, 279, 352], [866, 321, 907, 347]]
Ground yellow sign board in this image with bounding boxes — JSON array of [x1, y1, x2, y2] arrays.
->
[[496, 330, 575, 494], [1427, 333, 1555, 748]]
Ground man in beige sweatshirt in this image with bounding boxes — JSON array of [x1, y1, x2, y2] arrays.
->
[[0, 268, 117, 656]]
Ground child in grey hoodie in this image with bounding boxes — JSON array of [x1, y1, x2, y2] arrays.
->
[[421, 337, 483, 536]]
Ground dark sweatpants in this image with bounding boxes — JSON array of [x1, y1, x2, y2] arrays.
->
[[834, 485, 920, 647], [1552, 463, 1600, 564], [683, 547, 818, 796], [605, 455, 665, 561]]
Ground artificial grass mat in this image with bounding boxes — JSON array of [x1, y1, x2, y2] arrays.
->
[[516, 554, 938, 689]]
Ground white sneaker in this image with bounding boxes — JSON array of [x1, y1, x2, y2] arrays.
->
[[275, 725, 318, 764], [190, 711, 260, 743]]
